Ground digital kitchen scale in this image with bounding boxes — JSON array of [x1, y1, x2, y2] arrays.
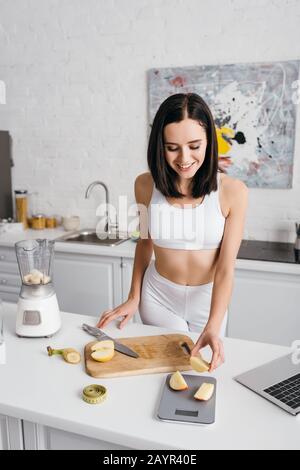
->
[[157, 374, 216, 425]]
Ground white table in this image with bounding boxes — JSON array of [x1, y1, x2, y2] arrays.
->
[[0, 303, 299, 450]]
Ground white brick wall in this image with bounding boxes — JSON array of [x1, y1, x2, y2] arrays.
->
[[0, 0, 300, 241]]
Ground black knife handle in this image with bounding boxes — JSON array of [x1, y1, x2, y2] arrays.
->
[[181, 342, 191, 355]]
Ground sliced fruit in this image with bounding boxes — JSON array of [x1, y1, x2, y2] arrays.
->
[[62, 348, 81, 364], [42, 274, 51, 284], [90, 339, 115, 362], [190, 355, 210, 373], [24, 269, 51, 285], [169, 371, 188, 391], [23, 273, 32, 284], [91, 340, 114, 352], [194, 383, 215, 401], [91, 349, 114, 362], [47, 346, 81, 364]]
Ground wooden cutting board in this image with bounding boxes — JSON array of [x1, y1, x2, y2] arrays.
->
[[84, 334, 195, 378]]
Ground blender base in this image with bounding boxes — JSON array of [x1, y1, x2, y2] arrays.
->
[[16, 292, 61, 338], [16, 331, 60, 339]]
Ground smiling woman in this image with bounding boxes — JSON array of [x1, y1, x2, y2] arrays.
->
[[164, 128, 206, 176], [97, 93, 248, 373], [148, 93, 219, 200]]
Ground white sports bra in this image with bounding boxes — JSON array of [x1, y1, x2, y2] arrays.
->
[[148, 172, 225, 250]]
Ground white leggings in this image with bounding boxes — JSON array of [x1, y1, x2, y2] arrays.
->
[[139, 261, 227, 336]]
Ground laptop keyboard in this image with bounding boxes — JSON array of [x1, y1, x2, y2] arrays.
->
[[264, 373, 300, 409]]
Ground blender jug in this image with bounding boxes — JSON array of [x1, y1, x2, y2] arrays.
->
[[15, 239, 54, 285]]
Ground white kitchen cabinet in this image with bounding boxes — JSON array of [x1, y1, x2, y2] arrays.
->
[[0, 246, 20, 303], [120, 257, 142, 323], [22, 421, 131, 450], [0, 244, 135, 319], [0, 416, 131, 449], [0, 415, 24, 450], [54, 252, 123, 317], [227, 264, 300, 346], [0, 414, 8, 450]]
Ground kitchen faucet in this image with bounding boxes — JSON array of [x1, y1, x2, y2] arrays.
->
[[85, 181, 112, 233]]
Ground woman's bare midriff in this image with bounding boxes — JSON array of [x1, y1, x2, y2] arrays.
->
[[153, 244, 220, 286], [140, 171, 229, 287]]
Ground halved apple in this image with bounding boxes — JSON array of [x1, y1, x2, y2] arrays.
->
[[91, 339, 115, 362], [91, 349, 114, 362], [169, 371, 188, 391], [194, 382, 214, 401], [91, 340, 114, 352], [190, 355, 210, 373]]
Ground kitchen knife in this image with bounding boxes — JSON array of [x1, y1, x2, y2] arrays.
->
[[82, 323, 139, 358]]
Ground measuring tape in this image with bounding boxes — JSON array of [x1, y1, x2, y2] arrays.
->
[[82, 384, 107, 404]]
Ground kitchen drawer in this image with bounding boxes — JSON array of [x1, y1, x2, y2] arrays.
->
[[0, 291, 19, 303], [0, 247, 17, 263], [0, 247, 19, 274], [0, 272, 21, 290]]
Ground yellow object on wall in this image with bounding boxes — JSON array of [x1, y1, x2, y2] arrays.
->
[[216, 127, 235, 155]]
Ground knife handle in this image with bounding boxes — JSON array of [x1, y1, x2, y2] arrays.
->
[[181, 342, 191, 355]]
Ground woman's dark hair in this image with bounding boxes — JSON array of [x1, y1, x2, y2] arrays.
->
[[147, 93, 219, 198]]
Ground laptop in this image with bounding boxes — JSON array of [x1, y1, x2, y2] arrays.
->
[[234, 352, 300, 416]]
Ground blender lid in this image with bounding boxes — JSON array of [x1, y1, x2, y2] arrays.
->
[[15, 239, 40, 252], [15, 239, 55, 252]]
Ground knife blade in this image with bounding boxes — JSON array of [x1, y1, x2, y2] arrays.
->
[[82, 323, 139, 358]]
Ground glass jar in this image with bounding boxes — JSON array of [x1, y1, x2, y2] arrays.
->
[[46, 216, 57, 228], [31, 214, 46, 230], [15, 190, 28, 229]]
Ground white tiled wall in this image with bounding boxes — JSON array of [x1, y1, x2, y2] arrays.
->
[[0, 0, 300, 241]]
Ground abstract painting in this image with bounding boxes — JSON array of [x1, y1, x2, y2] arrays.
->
[[148, 61, 300, 188]]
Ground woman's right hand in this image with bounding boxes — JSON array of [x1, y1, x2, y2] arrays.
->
[[96, 297, 140, 330]]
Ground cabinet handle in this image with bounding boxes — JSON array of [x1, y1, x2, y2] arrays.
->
[[0, 279, 8, 285], [120, 262, 127, 268]]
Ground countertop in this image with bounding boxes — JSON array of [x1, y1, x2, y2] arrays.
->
[[0, 303, 299, 450], [1, 228, 300, 274]]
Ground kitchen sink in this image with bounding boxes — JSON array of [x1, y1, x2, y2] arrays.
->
[[56, 229, 129, 246]]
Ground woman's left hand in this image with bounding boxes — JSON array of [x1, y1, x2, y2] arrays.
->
[[190, 327, 225, 372]]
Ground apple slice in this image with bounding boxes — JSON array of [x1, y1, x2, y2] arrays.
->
[[169, 371, 188, 391], [190, 354, 210, 373], [194, 383, 214, 401], [91, 349, 114, 362], [91, 339, 114, 352], [91, 339, 115, 362]]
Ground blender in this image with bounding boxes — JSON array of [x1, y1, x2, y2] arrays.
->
[[15, 239, 61, 337]]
